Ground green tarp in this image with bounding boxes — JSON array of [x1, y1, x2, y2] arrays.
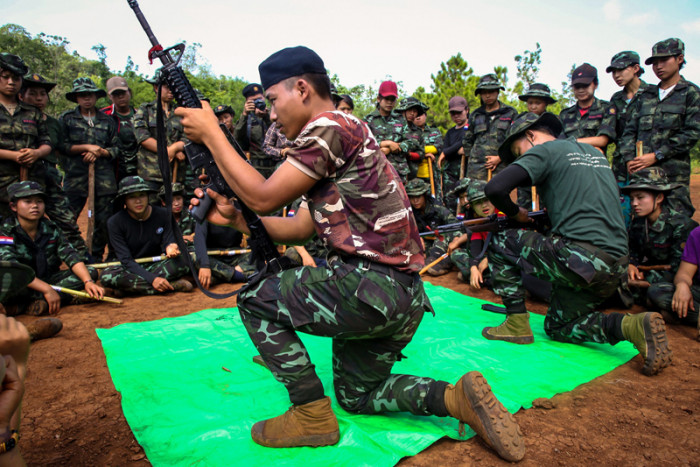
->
[[97, 283, 637, 466]]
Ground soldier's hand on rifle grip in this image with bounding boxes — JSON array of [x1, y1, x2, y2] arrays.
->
[[512, 207, 532, 224], [175, 101, 220, 145]]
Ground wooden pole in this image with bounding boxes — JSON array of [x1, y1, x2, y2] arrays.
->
[[532, 186, 538, 211], [636, 141, 643, 159], [172, 160, 179, 182], [51, 285, 123, 304], [487, 169, 493, 182], [86, 162, 95, 254], [428, 159, 436, 197], [19, 166, 28, 181], [419, 253, 449, 276]]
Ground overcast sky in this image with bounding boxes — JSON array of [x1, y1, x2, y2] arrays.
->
[[4, 0, 700, 101]]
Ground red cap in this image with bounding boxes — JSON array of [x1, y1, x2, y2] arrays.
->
[[378, 80, 398, 98]]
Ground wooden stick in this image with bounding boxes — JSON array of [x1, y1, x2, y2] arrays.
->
[[428, 159, 436, 197], [19, 166, 28, 181], [636, 141, 643, 158], [637, 264, 671, 272], [86, 162, 95, 253], [487, 169, 493, 182], [51, 285, 123, 304], [419, 253, 449, 276], [532, 186, 538, 211], [439, 168, 444, 201], [281, 206, 288, 253], [459, 153, 466, 179], [172, 160, 179, 182], [88, 249, 252, 268]]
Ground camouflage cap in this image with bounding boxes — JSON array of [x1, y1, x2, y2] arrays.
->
[[475, 74, 505, 95], [606, 51, 644, 74], [467, 179, 488, 204], [65, 77, 107, 102], [0, 261, 35, 302], [22, 73, 57, 92], [7, 181, 45, 201], [158, 182, 186, 200], [645, 38, 685, 65], [518, 83, 556, 104], [620, 167, 682, 194], [498, 112, 563, 164], [0, 53, 29, 77], [447, 177, 471, 197], [396, 96, 428, 112], [404, 178, 430, 197], [116, 175, 155, 199], [213, 104, 235, 116]]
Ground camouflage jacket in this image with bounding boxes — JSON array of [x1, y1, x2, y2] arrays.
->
[[421, 124, 444, 154], [102, 105, 139, 178], [619, 77, 700, 185], [463, 101, 517, 180], [412, 198, 458, 245], [559, 98, 617, 149], [133, 100, 186, 183], [59, 106, 119, 195], [233, 112, 273, 166], [0, 216, 82, 280], [628, 204, 698, 271], [44, 115, 64, 166], [609, 81, 650, 182], [0, 101, 51, 184], [178, 209, 195, 237], [364, 109, 405, 142]]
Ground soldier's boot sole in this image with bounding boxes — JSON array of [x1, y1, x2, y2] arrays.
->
[[482, 313, 534, 344], [629, 312, 673, 376], [26, 318, 63, 342], [171, 279, 194, 293], [251, 396, 340, 448], [445, 371, 525, 462]]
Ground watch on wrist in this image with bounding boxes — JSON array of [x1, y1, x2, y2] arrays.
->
[[654, 151, 665, 161]]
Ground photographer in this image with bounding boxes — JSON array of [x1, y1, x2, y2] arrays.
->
[[233, 83, 274, 178]]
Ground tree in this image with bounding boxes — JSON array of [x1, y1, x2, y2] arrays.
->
[[514, 42, 542, 87]]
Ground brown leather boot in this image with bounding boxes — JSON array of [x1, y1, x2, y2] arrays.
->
[[26, 300, 48, 316], [171, 279, 194, 293], [444, 371, 525, 462], [251, 396, 340, 448], [26, 318, 63, 342]]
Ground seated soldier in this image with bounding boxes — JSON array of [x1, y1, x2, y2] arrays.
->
[[622, 167, 698, 300], [283, 200, 329, 268], [193, 218, 249, 290], [647, 225, 700, 335], [101, 176, 193, 295], [159, 182, 195, 242], [405, 179, 457, 276], [0, 181, 103, 317]]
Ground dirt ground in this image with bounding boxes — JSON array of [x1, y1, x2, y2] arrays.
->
[[15, 177, 700, 466]]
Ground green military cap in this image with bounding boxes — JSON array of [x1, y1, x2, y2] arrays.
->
[[158, 182, 186, 200], [475, 74, 505, 95], [0, 53, 29, 77], [447, 177, 471, 197], [498, 112, 563, 164], [146, 69, 163, 85], [620, 167, 682, 194], [213, 104, 235, 116], [606, 51, 644, 74], [0, 261, 35, 302], [22, 73, 57, 92], [467, 179, 488, 204], [396, 96, 429, 112], [645, 38, 685, 65], [404, 178, 430, 197], [116, 175, 155, 200], [518, 83, 556, 105], [65, 77, 107, 103], [7, 181, 45, 201]]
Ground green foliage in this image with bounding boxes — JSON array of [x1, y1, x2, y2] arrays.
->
[[514, 42, 542, 86]]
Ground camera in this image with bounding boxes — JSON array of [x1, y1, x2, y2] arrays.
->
[[254, 98, 266, 111]]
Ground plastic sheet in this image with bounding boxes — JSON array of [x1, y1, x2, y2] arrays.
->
[[97, 283, 637, 466]]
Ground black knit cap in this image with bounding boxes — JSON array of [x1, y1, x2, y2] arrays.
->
[[242, 83, 264, 98], [258, 46, 326, 91]]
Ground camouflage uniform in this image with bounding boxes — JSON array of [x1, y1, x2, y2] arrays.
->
[[0, 183, 98, 307], [396, 98, 430, 181], [133, 99, 190, 191], [406, 179, 457, 262], [559, 98, 617, 149], [234, 112, 274, 178], [619, 81, 700, 218], [283, 199, 329, 267], [363, 109, 409, 180], [101, 176, 190, 295], [0, 260, 34, 303], [102, 104, 138, 180], [489, 114, 630, 344], [463, 76, 517, 181], [448, 179, 490, 280], [238, 110, 456, 415]]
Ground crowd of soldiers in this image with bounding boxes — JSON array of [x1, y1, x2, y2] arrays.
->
[[0, 36, 699, 346], [0, 33, 697, 461]]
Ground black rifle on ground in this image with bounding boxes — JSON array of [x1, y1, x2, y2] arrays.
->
[[127, 0, 289, 298], [419, 210, 550, 238]]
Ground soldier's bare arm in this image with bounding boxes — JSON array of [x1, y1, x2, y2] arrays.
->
[[672, 261, 697, 318]]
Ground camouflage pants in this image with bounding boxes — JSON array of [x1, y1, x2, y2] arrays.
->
[[3, 267, 98, 307], [489, 229, 628, 344], [100, 257, 189, 295], [205, 255, 251, 283], [647, 282, 700, 327], [237, 258, 449, 414], [450, 248, 480, 279], [439, 160, 462, 213], [66, 191, 114, 259]]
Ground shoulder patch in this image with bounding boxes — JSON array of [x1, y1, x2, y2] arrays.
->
[[609, 107, 616, 114], [0, 236, 14, 245], [156, 227, 164, 234]]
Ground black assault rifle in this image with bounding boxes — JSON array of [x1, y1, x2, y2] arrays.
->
[[420, 210, 550, 238], [127, 0, 284, 278]]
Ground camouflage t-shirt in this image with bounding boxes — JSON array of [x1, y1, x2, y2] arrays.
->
[[287, 111, 424, 272]]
